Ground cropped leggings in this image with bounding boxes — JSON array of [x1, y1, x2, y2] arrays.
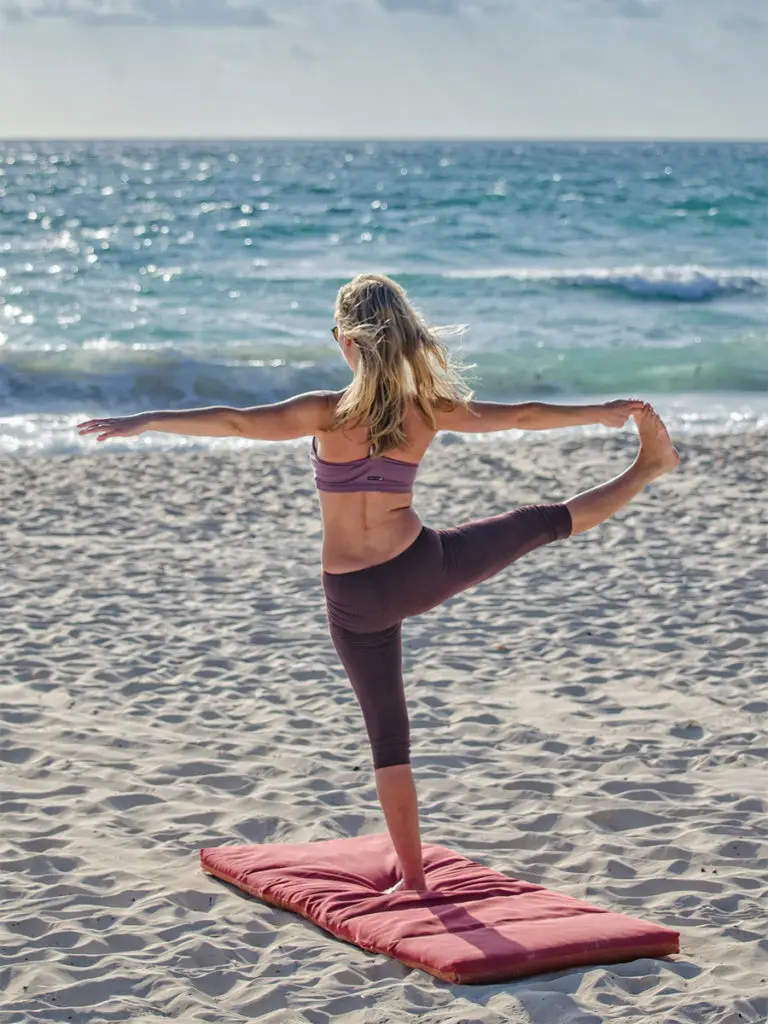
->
[[322, 503, 572, 770]]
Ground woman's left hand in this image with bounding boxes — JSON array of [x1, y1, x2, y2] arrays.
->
[[77, 413, 151, 441], [596, 399, 647, 428]]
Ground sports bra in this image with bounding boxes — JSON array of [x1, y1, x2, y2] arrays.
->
[[310, 436, 420, 494]]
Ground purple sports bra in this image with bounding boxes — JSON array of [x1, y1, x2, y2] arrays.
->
[[310, 436, 420, 494]]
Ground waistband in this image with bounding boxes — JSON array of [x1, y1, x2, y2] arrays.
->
[[322, 525, 431, 582]]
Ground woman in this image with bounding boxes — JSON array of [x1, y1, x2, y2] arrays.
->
[[78, 272, 680, 893]]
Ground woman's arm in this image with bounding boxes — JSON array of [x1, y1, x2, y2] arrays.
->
[[435, 398, 645, 432], [78, 391, 337, 443], [147, 406, 240, 436], [78, 405, 243, 441], [150, 392, 337, 439], [230, 391, 336, 440]]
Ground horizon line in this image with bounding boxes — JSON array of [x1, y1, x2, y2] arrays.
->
[[0, 135, 766, 144]]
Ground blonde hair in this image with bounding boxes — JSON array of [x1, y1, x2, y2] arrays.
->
[[332, 273, 473, 456]]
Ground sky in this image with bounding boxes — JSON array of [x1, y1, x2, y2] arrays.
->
[[0, 0, 765, 139]]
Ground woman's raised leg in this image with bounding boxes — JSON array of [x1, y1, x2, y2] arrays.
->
[[564, 403, 679, 534]]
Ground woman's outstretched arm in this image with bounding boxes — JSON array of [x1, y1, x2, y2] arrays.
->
[[435, 398, 645, 433], [78, 391, 337, 443], [230, 391, 337, 440]]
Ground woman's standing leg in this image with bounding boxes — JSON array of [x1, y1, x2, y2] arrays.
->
[[374, 765, 425, 891], [328, 620, 427, 891]]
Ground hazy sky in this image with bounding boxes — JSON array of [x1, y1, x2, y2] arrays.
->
[[0, 0, 765, 138]]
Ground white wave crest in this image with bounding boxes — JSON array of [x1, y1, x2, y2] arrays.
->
[[443, 265, 768, 300]]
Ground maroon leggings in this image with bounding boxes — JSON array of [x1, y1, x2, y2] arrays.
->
[[322, 502, 572, 769]]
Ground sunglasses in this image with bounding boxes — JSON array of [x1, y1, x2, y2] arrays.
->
[[331, 325, 339, 341]]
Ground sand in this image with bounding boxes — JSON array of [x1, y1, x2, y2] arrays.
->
[[1, 428, 766, 1024]]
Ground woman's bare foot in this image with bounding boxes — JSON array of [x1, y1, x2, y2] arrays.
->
[[384, 879, 406, 894], [564, 402, 679, 535], [633, 403, 680, 480], [383, 877, 433, 895]]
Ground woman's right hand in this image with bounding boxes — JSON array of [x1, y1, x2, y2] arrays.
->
[[596, 399, 647, 428], [77, 413, 151, 442]]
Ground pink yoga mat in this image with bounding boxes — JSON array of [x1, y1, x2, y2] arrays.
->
[[200, 833, 680, 984]]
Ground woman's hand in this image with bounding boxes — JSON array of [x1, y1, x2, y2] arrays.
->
[[596, 399, 647, 428], [77, 413, 151, 442]]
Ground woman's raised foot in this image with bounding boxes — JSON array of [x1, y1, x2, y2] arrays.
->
[[633, 403, 680, 480]]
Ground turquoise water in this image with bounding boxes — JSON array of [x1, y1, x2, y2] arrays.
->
[[1, 139, 766, 454]]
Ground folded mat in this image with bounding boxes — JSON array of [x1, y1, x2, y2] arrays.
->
[[200, 833, 679, 984]]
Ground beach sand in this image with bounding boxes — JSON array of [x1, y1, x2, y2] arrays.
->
[[2, 428, 766, 1024]]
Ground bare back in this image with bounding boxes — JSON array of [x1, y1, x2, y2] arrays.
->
[[316, 395, 437, 574]]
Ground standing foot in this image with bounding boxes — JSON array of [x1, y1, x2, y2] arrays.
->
[[383, 877, 434, 894]]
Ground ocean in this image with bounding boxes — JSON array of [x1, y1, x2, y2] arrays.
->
[[1, 139, 766, 456]]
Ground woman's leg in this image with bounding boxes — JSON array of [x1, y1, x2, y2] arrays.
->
[[437, 404, 680, 592], [327, 620, 427, 890], [565, 403, 679, 534], [374, 765, 426, 891]]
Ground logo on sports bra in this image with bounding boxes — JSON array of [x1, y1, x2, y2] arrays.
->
[[367, 475, 384, 481]]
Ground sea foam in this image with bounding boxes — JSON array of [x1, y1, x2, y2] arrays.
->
[[443, 265, 768, 301]]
